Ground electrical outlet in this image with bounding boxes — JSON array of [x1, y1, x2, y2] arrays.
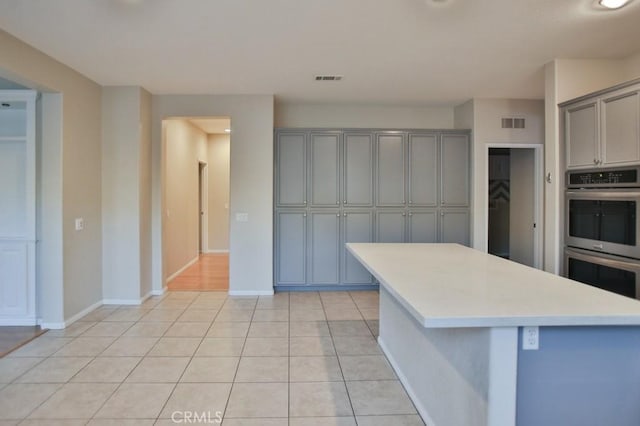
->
[[75, 218, 84, 231], [522, 326, 539, 350]]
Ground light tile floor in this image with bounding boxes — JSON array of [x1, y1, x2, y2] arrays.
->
[[0, 291, 425, 425]]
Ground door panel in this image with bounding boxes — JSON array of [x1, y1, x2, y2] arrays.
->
[[440, 210, 470, 246], [343, 211, 373, 284], [510, 149, 535, 267], [408, 210, 438, 243], [276, 133, 307, 206], [408, 134, 438, 207], [376, 210, 406, 243], [276, 211, 306, 285], [376, 134, 405, 206], [308, 211, 341, 284], [565, 102, 599, 169], [440, 134, 469, 207], [344, 134, 374, 206], [310, 133, 340, 206], [602, 91, 640, 166]]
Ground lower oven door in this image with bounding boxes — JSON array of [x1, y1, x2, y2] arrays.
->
[[565, 247, 640, 300]]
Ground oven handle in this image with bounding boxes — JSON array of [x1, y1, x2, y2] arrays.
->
[[565, 248, 640, 272], [566, 190, 640, 199]]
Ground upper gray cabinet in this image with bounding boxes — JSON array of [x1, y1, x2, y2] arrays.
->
[[276, 132, 307, 206], [309, 133, 341, 207], [440, 134, 470, 207], [343, 133, 374, 207], [376, 134, 406, 206], [565, 100, 599, 169], [408, 134, 438, 207], [564, 81, 640, 170], [601, 89, 640, 167]]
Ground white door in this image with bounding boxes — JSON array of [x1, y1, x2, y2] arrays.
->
[[0, 90, 37, 325], [509, 149, 535, 267]]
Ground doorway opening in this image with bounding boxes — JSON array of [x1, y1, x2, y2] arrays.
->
[[163, 117, 231, 291], [486, 144, 543, 268]]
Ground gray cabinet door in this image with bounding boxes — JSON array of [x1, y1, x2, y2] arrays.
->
[[344, 133, 374, 206], [276, 211, 306, 285], [565, 100, 599, 169], [408, 134, 438, 207], [440, 134, 469, 207], [376, 134, 406, 206], [601, 89, 640, 167], [310, 133, 341, 207], [407, 210, 438, 243], [440, 209, 470, 246], [342, 211, 373, 284], [276, 132, 307, 206], [308, 211, 341, 285], [376, 210, 406, 243]]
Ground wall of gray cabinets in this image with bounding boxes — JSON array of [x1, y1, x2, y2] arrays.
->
[[275, 129, 471, 289]]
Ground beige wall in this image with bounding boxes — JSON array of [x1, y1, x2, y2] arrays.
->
[[101, 86, 153, 303], [0, 29, 102, 325], [275, 102, 454, 129], [455, 99, 545, 255], [163, 119, 208, 279], [152, 95, 274, 295], [207, 134, 230, 252]]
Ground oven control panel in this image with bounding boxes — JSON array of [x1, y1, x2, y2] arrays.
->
[[567, 167, 640, 188]]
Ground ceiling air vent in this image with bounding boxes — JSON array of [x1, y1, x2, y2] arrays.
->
[[501, 117, 525, 129], [315, 75, 343, 81]]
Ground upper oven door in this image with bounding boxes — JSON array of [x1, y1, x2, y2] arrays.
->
[[566, 190, 640, 259]]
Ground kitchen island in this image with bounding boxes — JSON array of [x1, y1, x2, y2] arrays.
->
[[347, 243, 640, 426]]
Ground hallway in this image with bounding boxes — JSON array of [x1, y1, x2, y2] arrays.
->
[[168, 254, 229, 292]]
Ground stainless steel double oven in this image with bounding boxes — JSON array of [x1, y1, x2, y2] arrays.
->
[[565, 167, 640, 300]]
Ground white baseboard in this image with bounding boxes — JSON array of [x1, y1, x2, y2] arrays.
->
[[228, 289, 274, 296], [0, 317, 37, 326], [204, 249, 229, 254], [41, 299, 104, 330], [166, 256, 199, 283], [378, 336, 437, 426], [151, 286, 167, 296], [103, 298, 142, 305]]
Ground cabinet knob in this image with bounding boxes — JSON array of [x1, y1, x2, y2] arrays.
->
[[441, 212, 444, 216], [344, 200, 347, 204], [336, 213, 340, 217], [304, 200, 307, 204], [593, 158, 598, 165], [343, 213, 347, 217], [409, 200, 412, 204], [409, 212, 413, 216], [442, 201, 446, 205], [402, 213, 406, 216], [336, 201, 339, 204], [303, 213, 307, 217]]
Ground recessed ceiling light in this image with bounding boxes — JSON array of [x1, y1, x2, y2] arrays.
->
[[224, 128, 231, 133], [599, 0, 630, 9]]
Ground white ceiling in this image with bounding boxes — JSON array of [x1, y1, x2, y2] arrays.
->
[[188, 118, 231, 135], [1, 0, 640, 106]]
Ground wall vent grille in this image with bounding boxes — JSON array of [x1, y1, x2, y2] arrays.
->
[[314, 75, 343, 81], [501, 117, 525, 129]]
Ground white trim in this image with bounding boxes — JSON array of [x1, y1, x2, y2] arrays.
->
[[41, 299, 103, 329], [485, 143, 544, 269], [166, 255, 199, 283], [102, 299, 142, 306], [151, 287, 167, 296], [228, 289, 273, 296], [204, 249, 229, 254], [199, 162, 209, 253], [378, 336, 438, 426]]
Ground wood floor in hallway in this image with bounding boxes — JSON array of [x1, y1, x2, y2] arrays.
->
[[168, 253, 229, 291]]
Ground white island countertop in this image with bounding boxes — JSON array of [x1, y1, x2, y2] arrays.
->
[[347, 243, 640, 328]]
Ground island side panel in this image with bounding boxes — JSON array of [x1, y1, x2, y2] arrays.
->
[[516, 326, 640, 426], [379, 286, 494, 426]]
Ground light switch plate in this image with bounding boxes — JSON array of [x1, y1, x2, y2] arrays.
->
[[75, 218, 84, 231], [235, 212, 249, 222]]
